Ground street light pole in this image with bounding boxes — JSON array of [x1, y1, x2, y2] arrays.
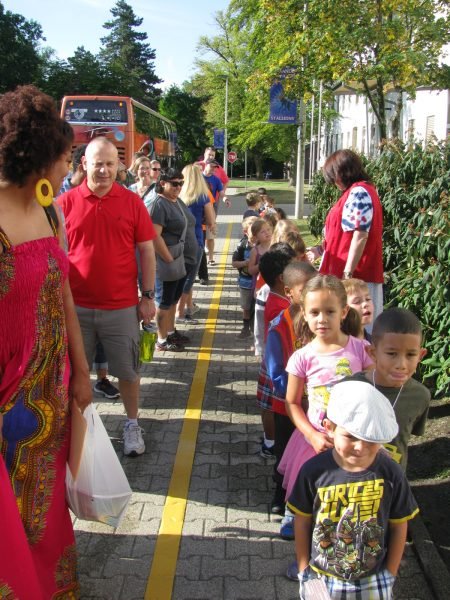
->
[[294, 97, 305, 219], [223, 76, 229, 177]]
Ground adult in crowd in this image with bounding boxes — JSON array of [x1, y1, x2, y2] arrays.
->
[[0, 85, 91, 598], [55, 142, 121, 400], [197, 146, 229, 190], [147, 168, 198, 351], [307, 149, 384, 322], [58, 137, 156, 457], [177, 164, 216, 323], [201, 158, 230, 270], [57, 142, 87, 196], [116, 161, 128, 185], [128, 156, 161, 206]]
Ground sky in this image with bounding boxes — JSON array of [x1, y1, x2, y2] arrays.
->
[[6, 0, 230, 89]]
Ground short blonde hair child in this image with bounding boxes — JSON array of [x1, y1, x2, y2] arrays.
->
[[342, 277, 369, 297], [271, 219, 298, 244], [242, 215, 258, 235]]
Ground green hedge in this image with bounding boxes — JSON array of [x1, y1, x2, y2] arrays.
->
[[307, 140, 450, 396]]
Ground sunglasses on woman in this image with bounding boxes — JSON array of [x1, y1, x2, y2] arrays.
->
[[166, 180, 184, 187]]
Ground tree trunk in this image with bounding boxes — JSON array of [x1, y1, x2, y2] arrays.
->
[[391, 91, 404, 140], [254, 154, 263, 179], [376, 78, 387, 145]]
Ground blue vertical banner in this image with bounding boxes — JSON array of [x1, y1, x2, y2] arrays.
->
[[268, 69, 297, 124], [169, 131, 178, 147], [213, 128, 225, 149]]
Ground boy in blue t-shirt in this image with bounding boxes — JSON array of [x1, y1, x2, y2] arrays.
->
[[288, 380, 418, 600]]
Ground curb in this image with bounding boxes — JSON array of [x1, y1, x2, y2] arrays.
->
[[409, 515, 450, 600]]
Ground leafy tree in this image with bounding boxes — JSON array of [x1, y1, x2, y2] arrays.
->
[[230, 0, 450, 142], [193, 9, 298, 178], [99, 0, 161, 106], [0, 1, 43, 92], [39, 47, 113, 101], [159, 85, 209, 164]]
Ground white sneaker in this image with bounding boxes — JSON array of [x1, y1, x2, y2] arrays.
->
[[187, 303, 200, 316], [123, 423, 145, 457]]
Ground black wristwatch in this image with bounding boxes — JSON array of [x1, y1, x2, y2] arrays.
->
[[141, 290, 155, 300]]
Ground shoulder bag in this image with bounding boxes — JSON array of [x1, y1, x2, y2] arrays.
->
[[156, 199, 188, 281]]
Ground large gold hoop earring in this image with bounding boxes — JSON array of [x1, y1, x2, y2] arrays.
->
[[35, 178, 54, 207]]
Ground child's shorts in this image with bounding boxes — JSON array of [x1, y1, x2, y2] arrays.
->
[[300, 566, 395, 600], [239, 287, 254, 311], [256, 361, 274, 411]]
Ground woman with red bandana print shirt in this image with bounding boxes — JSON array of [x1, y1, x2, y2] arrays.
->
[[307, 150, 383, 328]]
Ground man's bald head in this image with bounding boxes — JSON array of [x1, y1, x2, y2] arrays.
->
[[82, 137, 119, 197]]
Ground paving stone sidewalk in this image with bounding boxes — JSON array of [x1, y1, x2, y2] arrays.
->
[[75, 194, 434, 599]]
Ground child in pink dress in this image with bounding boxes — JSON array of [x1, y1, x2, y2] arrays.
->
[[279, 274, 373, 499]]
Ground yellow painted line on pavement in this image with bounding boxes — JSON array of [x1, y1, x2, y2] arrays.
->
[[145, 222, 234, 600]]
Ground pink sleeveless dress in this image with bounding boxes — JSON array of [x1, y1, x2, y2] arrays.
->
[[0, 225, 79, 599]]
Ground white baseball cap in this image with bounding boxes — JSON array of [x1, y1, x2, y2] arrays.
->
[[327, 380, 399, 443]]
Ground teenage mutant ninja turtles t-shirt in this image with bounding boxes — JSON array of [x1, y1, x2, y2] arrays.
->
[[287, 449, 418, 580]]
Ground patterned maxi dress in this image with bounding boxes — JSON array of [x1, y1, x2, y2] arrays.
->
[[0, 220, 79, 599]]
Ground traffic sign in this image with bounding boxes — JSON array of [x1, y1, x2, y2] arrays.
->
[[227, 151, 237, 163]]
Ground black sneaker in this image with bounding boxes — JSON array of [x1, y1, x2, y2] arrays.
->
[[93, 378, 120, 399], [168, 329, 190, 344], [236, 327, 252, 339], [199, 279, 209, 286], [155, 340, 185, 352], [260, 442, 276, 458], [270, 499, 285, 516]]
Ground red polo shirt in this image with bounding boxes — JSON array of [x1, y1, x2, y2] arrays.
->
[[58, 181, 156, 310]]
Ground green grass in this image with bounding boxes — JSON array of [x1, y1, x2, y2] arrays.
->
[[228, 178, 311, 205], [296, 219, 320, 248]]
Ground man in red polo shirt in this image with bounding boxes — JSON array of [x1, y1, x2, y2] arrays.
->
[[58, 137, 156, 457]]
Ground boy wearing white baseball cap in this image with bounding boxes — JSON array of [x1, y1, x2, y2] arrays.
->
[[288, 380, 419, 600]]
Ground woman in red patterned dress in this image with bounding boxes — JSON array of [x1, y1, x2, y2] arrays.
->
[[0, 86, 91, 599]]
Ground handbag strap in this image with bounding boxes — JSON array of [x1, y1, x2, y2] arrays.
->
[[175, 199, 188, 244]]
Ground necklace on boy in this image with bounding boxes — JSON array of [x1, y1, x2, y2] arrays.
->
[[372, 370, 404, 409]]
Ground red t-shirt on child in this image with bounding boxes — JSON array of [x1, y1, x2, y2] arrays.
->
[[264, 292, 290, 341]]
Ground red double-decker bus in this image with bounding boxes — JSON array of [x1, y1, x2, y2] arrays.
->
[[61, 95, 176, 167]]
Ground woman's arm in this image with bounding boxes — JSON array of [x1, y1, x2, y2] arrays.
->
[[285, 373, 333, 453], [62, 280, 92, 411], [343, 230, 369, 276], [247, 247, 259, 275], [152, 223, 174, 263], [56, 208, 91, 411]]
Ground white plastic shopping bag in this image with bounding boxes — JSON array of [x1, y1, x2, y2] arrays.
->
[[66, 404, 132, 528]]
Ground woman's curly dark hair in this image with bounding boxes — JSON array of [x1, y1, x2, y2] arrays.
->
[[0, 85, 74, 186]]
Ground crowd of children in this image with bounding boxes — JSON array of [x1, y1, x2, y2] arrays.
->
[[230, 188, 431, 599]]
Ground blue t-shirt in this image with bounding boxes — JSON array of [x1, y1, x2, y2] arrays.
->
[[187, 194, 210, 246], [203, 174, 223, 200]]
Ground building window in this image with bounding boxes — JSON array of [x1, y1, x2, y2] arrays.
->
[[352, 127, 358, 150], [425, 116, 435, 143], [346, 131, 351, 148], [361, 126, 366, 154]]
